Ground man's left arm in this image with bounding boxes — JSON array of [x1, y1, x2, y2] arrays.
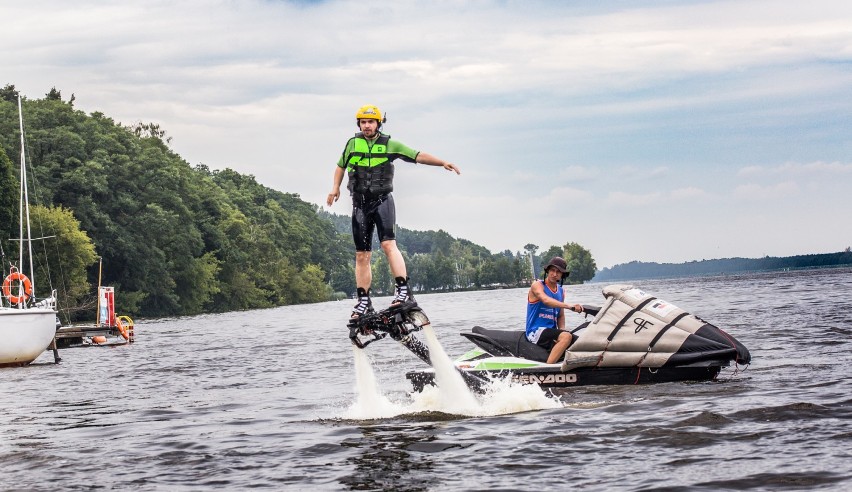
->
[[415, 152, 461, 174], [388, 139, 460, 174]]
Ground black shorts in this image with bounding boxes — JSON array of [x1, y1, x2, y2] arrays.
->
[[536, 328, 568, 350], [352, 193, 396, 251]]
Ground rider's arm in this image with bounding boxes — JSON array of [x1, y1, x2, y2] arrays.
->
[[327, 142, 351, 207], [326, 166, 345, 206], [530, 282, 583, 314], [415, 152, 461, 174]]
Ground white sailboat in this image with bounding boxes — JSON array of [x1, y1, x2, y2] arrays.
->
[[0, 95, 59, 367]]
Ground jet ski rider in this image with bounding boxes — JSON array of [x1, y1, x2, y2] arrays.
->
[[525, 256, 585, 364], [326, 104, 461, 318]]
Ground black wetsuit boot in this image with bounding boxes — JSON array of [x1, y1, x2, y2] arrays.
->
[[390, 276, 417, 311], [351, 287, 373, 318]]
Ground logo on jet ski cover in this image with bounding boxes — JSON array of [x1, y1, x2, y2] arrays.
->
[[633, 316, 655, 333], [513, 373, 578, 385]]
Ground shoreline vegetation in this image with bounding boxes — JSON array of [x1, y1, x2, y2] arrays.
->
[[2, 88, 848, 320], [592, 250, 852, 282]]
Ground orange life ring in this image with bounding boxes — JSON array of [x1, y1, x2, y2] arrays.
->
[[3, 271, 33, 304], [115, 315, 130, 341]]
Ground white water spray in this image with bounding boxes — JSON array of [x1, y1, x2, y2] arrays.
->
[[420, 324, 481, 414], [411, 324, 563, 416], [343, 346, 404, 419], [344, 323, 563, 419]]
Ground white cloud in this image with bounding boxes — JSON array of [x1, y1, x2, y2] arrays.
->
[[603, 186, 711, 208], [536, 186, 594, 206], [557, 165, 598, 182], [4, 0, 851, 268], [733, 181, 800, 200], [627, 165, 668, 179], [506, 170, 540, 184], [737, 161, 852, 181], [738, 165, 766, 177], [606, 191, 663, 207], [670, 187, 711, 201]]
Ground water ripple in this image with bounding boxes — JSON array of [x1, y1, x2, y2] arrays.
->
[[1, 267, 851, 490]]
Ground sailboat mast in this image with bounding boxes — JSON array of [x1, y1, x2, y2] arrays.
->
[[17, 96, 35, 285]]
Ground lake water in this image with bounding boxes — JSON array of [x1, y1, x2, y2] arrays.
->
[[2, 268, 851, 491]]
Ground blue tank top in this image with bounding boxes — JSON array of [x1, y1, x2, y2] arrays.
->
[[525, 280, 564, 342]]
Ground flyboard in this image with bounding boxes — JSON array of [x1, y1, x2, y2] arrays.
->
[[347, 301, 489, 391]]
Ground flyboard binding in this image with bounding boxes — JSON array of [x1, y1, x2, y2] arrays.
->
[[347, 298, 424, 349]]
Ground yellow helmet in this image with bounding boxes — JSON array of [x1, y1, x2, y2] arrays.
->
[[355, 104, 385, 124]]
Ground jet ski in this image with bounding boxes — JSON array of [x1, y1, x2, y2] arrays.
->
[[404, 284, 751, 393]]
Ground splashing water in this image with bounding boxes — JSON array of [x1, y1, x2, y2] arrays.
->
[[477, 375, 563, 414], [419, 324, 482, 413], [343, 346, 404, 419], [345, 324, 564, 419], [414, 324, 563, 416]]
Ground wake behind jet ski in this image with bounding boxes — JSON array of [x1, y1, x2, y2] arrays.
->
[[405, 284, 751, 393]]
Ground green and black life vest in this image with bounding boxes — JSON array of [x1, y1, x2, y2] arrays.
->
[[345, 133, 395, 196]]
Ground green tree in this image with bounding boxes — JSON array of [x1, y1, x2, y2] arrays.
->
[[173, 252, 221, 315], [408, 253, 433, 292], [0, 147, 15, 257], [563, 241, 596, 284], [540, 245, 563, 262], [290, 264, 333, 304], [30, 205, 98, 322], [0, 84, 18, 104], [523, 243, 538, 280], [492, 255, 515, 285], [45, 87, 62, 101], [431, 230, 453, 255], [371, 253, 393, 296], [538, 245, 563, 278], [431, 252, 456, 290], [328, 259, 355, 297]]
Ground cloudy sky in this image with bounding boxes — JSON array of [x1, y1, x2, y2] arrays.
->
[[5, 0, 851, 268]]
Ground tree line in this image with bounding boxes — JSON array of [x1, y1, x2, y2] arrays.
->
[[318, 210, 597, 295], [0, 86, 597, 321], [593, 250, 852, 282]]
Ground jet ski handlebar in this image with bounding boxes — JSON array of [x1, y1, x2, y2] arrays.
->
[[582, 305, 601, 317]]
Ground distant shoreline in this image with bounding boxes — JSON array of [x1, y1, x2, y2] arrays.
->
[[592, 251, 852, 283]]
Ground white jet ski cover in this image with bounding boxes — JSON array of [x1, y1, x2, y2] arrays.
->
[[564, 285, 750, 370]]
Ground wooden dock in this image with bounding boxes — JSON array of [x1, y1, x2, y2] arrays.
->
[[54, 324, 129, 348]]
